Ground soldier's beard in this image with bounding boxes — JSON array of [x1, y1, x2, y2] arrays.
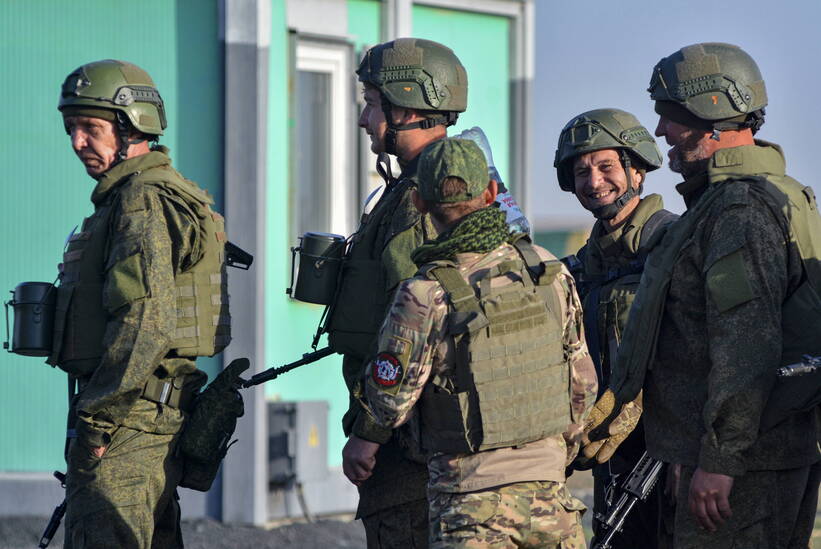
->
[[668, 131, 711, 178]]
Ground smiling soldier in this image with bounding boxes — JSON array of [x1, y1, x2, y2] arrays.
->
[[555, 109, 677, 548]]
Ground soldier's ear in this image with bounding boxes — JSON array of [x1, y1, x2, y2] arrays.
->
[[412, 189, 430, 214], [483, 179, 498, 205]]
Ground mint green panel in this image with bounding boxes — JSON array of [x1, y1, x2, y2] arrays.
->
[[412, 6, 511, 192], [0, 0, 222, 472], [264, 0, 384, 469], [348, 0, 381, 51]]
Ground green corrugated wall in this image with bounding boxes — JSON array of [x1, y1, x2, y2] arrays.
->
[[0, 0, 222, 472]]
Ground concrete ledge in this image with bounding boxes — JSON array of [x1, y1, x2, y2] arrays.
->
[[0, 472, 64, 516], [0, 472, 215, 520]]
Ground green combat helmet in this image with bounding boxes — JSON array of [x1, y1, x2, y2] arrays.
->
[[58, 59, 167, 159], [554, 108, 662, 220], [357, 38, 467, 154], [648, 42, 767, 136]]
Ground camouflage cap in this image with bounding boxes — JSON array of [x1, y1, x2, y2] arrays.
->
[[417, 138, 488, 203]]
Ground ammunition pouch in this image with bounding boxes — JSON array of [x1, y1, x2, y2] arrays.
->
[[178, 358, 249, 492], [141, 375, 196, 411]]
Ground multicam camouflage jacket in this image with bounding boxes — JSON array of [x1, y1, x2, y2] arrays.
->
[[363, 242, 597, 492]]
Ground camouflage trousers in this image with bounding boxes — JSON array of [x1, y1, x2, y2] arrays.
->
[[64, 425, 184, 549], [662, 462, 820, 549], [429, 481, 587, 548]]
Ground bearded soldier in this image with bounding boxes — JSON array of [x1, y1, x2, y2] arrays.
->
[[363, 138, 596, 548], [54, 60, 229, 548], [586, 42, 821, 548], [555, 109, 676, 548]]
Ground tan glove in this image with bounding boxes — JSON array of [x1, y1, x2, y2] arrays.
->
[[578, 389, 643, 465]]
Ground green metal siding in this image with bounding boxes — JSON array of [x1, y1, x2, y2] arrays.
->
[[412, 6, 511, 192], [348, 0, 381, 51], [0, 0, 222, 472], [263, 0, 384, 468]]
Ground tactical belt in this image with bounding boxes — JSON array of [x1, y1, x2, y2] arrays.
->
[[76, 373, 194, 411]]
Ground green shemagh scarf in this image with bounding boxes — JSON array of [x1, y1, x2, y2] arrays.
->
[[412, 207, 508, 266]]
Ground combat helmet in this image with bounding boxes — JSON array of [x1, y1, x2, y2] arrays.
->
[[357, 38, 467, 154], [648, 42, 767, 134], [59, 59, 167, 159], [554, 108, 662, 220]]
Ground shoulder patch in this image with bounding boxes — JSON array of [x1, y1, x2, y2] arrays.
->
[[371, 352, 405, 389], [705, 247, 756, 313]]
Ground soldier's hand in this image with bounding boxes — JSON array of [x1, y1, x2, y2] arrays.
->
[[688, 468, 733, 532], [91, 446, 107, 458], [342, 435, 380, 486], [578, 390, 642, 465]]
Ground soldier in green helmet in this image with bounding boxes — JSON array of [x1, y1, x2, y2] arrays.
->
[[585, 42, 821, 548], [322, 38, 468, 547], [555, 108, 677, 548], [54, 59, 230, 548], [362, 138, 596, 548]]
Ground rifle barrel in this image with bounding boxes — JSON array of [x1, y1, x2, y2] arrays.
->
[[243, 347, 335, 387]]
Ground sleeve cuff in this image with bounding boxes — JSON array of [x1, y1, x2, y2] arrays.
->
[[75, 416, 114, 448], [352, 411, 393, 444], [698, 440, 746, 476]]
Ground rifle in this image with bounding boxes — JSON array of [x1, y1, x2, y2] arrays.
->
[[592, 452, 664, 549], [761, 355, 821, 431], [38, 471, 66, 548], [242, 346, 336, 387]]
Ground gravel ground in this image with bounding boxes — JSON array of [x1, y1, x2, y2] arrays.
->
[[0, 516, 366, 549]]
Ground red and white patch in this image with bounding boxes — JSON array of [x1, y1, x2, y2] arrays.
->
[[371, 353, 403, 388]]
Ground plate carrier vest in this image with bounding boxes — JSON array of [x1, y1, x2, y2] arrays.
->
[[47, 168, 230, 374], [417, 238, 572, 454]]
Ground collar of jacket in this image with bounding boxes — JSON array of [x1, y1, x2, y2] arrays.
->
[[396, 152, 422, 186], [675, 140, 786, 208], [91, 145, 173, 205], [588, 193, 665, 267]]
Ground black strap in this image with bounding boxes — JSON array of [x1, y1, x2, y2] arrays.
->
[[584, 284, 606, 397]]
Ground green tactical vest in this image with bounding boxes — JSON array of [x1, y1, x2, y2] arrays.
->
[[327, 175, 433, 359], [563, 195, 677, 389], [47, 160, 230, 376], [610, 145, 821, 407], [417, 241, 571, 454]]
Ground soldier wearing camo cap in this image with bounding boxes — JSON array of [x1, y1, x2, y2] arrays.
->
[[363, 138, 597, 548]]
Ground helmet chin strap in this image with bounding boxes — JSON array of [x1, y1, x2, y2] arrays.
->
[[114, 112, 149, 163], [380, 95, 456, 156], [590, 151, 641, 220]]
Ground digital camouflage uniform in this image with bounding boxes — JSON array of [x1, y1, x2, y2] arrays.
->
[[54, 148, 217, 549], [610, 142, 821, 549], [565, 194, 675, 547], [364, 239, 597, 549], [327, 154, 435, 547]]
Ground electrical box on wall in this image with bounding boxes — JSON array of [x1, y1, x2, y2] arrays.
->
[[268, 401, 329, 486]]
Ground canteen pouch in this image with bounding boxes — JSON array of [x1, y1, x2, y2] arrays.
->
[[178, 358, 249, 492], [4, 282, 57, 357], [287, 232, 346, 305]]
